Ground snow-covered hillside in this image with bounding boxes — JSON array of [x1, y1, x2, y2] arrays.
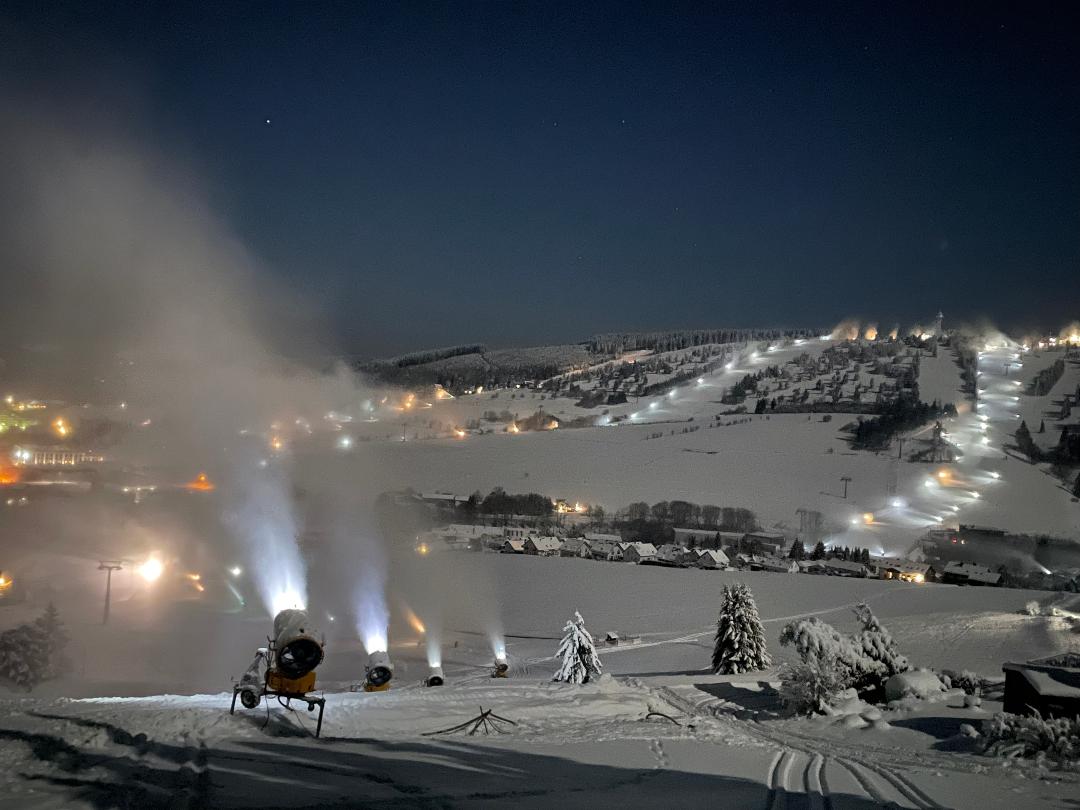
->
[[2, 555, 1077, 809]]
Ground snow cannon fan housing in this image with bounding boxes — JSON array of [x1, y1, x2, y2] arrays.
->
[[364, 650, 394, 692], [491, 658, 509, 678], [270, 609, 324, 691], [424, 665, 444, 687]]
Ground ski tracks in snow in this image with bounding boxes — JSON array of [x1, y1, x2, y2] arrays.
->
[[655, 684, 945, 810]]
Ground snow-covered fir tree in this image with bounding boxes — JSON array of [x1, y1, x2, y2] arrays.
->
[[553, 611, 602, 684], [0, 621, 49, 690], [711, 583, 771, 674], [35, 602, 69, 679]]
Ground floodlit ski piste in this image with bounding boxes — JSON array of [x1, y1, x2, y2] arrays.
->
[[4, 52, 1080, 810]]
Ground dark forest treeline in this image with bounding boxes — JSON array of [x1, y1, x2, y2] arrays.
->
[[589, 327, 818, 355]]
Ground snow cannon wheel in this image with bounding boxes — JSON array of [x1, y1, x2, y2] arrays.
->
[[239, 689, 261, 709]]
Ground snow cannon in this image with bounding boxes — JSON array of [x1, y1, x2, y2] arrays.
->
[[271, 608, 325, 685], [363, 650, 394, 692], [491, 658, 509, 678], [230, 609, 326, 736], [424, 665, 444, 687]]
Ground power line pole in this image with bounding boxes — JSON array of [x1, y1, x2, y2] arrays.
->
[[840, 475, 852, 499], [98, 561, 122, 625]]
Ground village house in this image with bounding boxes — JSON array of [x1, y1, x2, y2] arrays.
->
[[499, 539, 525, 554], [750, 555, 798, 573], [524, 536, 562, 556], [560, 537, 592, 558], [941, 561, 1002, 586], [694, 549, 729, 569], [821, 558, 869, 578], [589, 540, 622, 561], [868, 557, 935, 583], [623, 543, 658, 564], [797, 559, 825, 574], [653, 543, 691, 566]]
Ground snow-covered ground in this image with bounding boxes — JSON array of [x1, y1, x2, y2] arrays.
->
[[2, 555, 1078, 808]]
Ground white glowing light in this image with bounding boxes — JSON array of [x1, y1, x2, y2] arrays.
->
[[649, 402, 658, 410], [229, 565, 243, 577], [969, 491, 980, 499], [270, 587, 305, 615], [137, 556, 164, 583], [337, 435, 353, 450], [924, 478, 935, 488], [891, 497, 906, 509], [363, 629, 388, 654], [725, 362, 734, 370], [990, 471, 1000, 479], [697, 377, 704, 385]]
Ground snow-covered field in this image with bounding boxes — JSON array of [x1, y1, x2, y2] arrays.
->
[[2, 555, 1078, 808], [3, 338, 1079, 808]]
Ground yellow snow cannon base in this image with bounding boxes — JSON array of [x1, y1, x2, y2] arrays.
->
[[267, 669, 317, 695], [363, 681, 391, 692]]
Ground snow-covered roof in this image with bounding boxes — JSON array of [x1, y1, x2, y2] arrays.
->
[[626, 542, 657, 556], [584, 532, 622, 543], [501, 539, 525, 551], [870, 557, 932, 575], [526, 536, 562, 552], [823, 559, 868, 574], [696, 549, 729, 564], [943, 561, 1001, 583]]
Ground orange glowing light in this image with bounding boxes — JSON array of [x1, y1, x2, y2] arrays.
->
[[546, 420, 559, 430], [184, 472, 216, 492], [936, 469, 951, 483], [270, 436, 284, 451], [403, 605, 426, 635], [862, 512, 874, 525], [52, 417, 70, 437], [453, 428, 466, 438], [0, 465, 20, 485], [508, 423, 520, 434]]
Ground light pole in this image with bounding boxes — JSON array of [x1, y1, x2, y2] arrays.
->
[[98, 560, 122, 625], [840, 475, 852, 499]]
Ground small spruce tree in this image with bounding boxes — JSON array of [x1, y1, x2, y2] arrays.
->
[[810, 541, 827, 560], [711, 583, 771, 674], [35, 603, 69, 679], [553, 611, 602, 684], [1073, 473, 1080, 499], [787, 539, 805, 560]]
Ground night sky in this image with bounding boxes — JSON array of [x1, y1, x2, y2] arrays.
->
[[2, 2, 1078, 355]]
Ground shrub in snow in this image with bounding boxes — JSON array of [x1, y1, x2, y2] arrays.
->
[[779, 654, 850, 714], [979, 711, 1080, 765], [711, 583, 771, 674], [884, 669, 946, 702], [779, 604, 910, 711], [941, 668, 984, 696], [553, 611, 602, 684]]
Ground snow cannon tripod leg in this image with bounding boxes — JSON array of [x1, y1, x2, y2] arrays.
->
[[230, 686, 239, 715], [314, 698, 325, 738]]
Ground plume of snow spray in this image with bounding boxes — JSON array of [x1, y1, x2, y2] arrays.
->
[[225, 458, 307, 615], [830, 318, 860, 340]]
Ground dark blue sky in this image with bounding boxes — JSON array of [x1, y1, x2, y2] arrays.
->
[[3, 2, 1078, 356]]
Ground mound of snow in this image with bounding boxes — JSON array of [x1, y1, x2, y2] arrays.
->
[[885, 669, 946, 702]]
